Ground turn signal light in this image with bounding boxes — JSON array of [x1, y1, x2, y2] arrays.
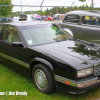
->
[[65, 81, 70, 85]]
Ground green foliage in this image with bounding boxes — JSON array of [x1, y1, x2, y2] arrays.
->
[[0, 64, 100, 100], [79, 0, 86, 2], [45, 7, 66, 16], [41, 11, 46, 15], [38, 11, 46, 16], [53, 7, 56, 15], [46, 8, 49, 15], [0, 0, 13, 17]]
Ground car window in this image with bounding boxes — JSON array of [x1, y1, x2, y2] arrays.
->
[[64, 15, 80, 23], [0, 25, 3, 38], [82, 16, 100, 26], [2, 26, 21, 43], [0, 25, 3, 32]]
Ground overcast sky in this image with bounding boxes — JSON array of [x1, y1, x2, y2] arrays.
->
[[11, 0, 100, 12]]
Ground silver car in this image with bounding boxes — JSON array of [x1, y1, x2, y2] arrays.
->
[[58, 10, 100, 45]]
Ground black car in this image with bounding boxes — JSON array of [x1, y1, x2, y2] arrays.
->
[[0, 21, 100, 94], [58, 10, 100, 45]]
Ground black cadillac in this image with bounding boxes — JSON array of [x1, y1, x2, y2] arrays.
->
[[0, 21, 100, 94]]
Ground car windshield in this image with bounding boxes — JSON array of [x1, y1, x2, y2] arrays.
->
[[21, 24, 72, 46]]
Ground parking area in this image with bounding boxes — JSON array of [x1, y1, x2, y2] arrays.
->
[[53, 20, 61, 24], [35, 20, 61, 24]]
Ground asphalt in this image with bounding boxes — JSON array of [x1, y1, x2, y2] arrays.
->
[[53, 20, 61, 24]]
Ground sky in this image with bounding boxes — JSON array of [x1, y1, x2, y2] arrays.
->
[[11, 0, 100, 12]]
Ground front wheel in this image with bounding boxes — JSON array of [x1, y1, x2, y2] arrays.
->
[[32, 63, 56, 94]]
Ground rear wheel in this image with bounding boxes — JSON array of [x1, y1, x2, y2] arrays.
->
[[32, 63, 56, 94]]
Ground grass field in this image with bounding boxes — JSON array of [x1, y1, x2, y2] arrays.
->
[[0, 64, 100, 100]]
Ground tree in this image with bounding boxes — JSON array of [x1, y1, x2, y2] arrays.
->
[[52, 7, 56, 15], [46, 8, 49, 15], [79, 0, 86, 2], [57, 7, 60, 13], [0, 0, 13, 17], [60, 7, 65, 14]]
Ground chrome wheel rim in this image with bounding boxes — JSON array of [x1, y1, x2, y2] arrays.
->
[[34, 69, 47, 90]]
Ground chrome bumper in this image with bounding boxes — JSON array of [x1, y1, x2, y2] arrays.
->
[[55, 75, 100, 88]]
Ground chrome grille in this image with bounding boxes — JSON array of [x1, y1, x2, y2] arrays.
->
[[94, 65, 100, 76]]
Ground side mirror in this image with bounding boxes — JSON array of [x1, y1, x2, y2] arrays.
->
[[12, 42, 23, 47], [63, 28, 74, 38]]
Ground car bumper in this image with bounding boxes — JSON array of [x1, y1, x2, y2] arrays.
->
[[55, 75, 100, 94]]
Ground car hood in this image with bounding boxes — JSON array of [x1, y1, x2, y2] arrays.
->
[[32, 41, 100, 70]]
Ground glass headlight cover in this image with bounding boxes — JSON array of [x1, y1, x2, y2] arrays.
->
[[77, 67, 93, 78]]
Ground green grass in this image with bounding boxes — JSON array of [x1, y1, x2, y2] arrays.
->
[[0, 64, 100, 100]]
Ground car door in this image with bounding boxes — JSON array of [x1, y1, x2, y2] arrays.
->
[[0, 25, 15, 65], [80, 15, 100, 45], [60, 14, 80, 39], [0, 25, 4, 62], [0, 25, 28, 70]]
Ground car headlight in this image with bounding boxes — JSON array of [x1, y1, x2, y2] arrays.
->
[[77, 67, 93, 78]]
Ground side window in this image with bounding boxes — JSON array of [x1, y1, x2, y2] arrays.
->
[[82, 16, 100, 26], [64, 15, 80, 23], [2, 26, 21, 43], [0, 25, 3, 38], [0, 25, 3, 32]]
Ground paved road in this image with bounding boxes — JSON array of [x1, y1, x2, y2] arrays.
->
[[53, 20, 61, 24], [34, 20, 61, 24]]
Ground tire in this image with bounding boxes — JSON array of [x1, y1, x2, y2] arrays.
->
[[32, 63, 56, 94], [49, 19, 51, 21]]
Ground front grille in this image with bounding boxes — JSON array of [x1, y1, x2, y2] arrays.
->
[[94, 65, 100, 76]]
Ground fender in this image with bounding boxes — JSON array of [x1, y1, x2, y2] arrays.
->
[[58, 23, 74, 38], [63, 28, 74, 38], [30, 57, 54, 71]]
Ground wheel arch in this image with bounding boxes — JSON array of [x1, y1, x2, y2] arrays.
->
[[29, 57, 54, 77]]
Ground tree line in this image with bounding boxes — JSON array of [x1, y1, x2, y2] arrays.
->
[[12, 5, 100, 17], [0, 0, 12, 17]]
